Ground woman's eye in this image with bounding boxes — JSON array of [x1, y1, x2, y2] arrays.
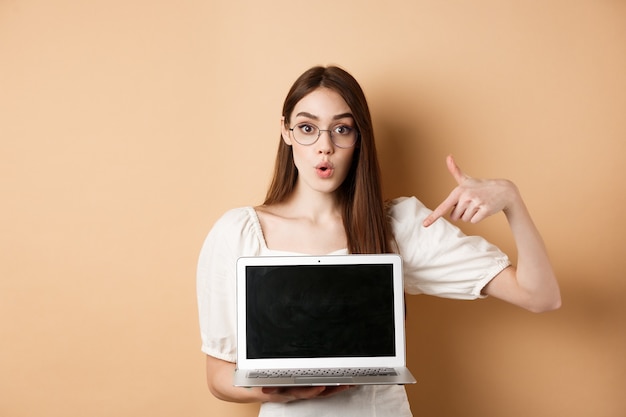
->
[[334, 125, 353, 135], [298, 124, 316, 135]]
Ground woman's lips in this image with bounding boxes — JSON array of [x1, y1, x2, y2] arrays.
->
[[315, 162, 334, 179]]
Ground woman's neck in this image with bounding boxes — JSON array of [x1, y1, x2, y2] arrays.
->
[[256, 186, 347, 254], [281, 185, 342, 223]]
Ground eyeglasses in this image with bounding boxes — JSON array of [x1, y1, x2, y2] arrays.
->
[[289, 122, 359, 148]]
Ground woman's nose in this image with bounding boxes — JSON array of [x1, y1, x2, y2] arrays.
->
[[316, 130, 334, 153]]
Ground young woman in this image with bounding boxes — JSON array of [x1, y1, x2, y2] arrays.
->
[[197, 66, 561, 416]]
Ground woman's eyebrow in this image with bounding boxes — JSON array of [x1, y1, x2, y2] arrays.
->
[[333, 112, 354, 120], [294, 111, 354, 120], [295, 111, 319, 120]]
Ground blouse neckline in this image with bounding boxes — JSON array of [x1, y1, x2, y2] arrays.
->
[[245, 206, 349, 256]]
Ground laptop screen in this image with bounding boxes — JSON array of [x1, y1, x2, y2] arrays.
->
[[245, 263, 396, 359]]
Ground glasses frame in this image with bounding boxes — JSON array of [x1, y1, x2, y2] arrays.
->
[[288, 123, 359, 149]]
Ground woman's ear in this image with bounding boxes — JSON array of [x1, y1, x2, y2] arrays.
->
[[281, 116, 292, 145]]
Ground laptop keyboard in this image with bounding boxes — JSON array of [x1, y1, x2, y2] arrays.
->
[[247, 367, 398, 378]]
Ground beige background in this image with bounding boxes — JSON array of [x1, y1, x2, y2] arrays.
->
[[1, 1, 625, 416]]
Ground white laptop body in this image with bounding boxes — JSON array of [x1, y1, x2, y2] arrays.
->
[[233, 254, 416, 387]]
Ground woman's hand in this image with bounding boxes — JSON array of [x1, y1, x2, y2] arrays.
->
[[261, 385, 355, 403], [423, 155, 518, 227]]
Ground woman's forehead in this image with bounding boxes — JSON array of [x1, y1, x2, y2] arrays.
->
[[291, 87, 352, 119]]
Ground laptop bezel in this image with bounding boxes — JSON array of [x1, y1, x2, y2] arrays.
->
[[235, 254, 406, 371]]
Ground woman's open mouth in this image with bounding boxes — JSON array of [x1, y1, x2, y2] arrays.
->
[[315, 162, 334, 179]]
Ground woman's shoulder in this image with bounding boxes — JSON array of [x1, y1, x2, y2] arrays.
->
[[208, 206, 261, 237], [387, 196, 431, 221], [202, 205, 264, 255], [386, 196, 444, 247]]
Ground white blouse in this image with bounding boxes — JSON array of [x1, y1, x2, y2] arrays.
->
[[197, 196, 510, 417]]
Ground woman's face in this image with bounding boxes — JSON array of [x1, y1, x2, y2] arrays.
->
[[281, 87, 357, 196]]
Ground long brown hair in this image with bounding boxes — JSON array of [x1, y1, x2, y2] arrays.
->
[[264, 66, 393, 254]]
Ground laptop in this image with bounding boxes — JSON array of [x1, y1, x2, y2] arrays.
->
[[233, 254, 416, 387]]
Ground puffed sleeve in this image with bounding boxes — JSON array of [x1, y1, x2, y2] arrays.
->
[[389, 197, 511, 299], [196, 207, 262, 362]]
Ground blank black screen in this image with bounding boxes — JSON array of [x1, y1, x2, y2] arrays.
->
[[245, 263, 395, 359]]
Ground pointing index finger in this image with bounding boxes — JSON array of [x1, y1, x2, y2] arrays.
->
[[422, 190, 459, 227]]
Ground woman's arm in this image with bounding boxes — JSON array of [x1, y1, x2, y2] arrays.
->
[[422, 155, 561, 312], [482, 189, 561, 312], [206, 355, 353, 403]]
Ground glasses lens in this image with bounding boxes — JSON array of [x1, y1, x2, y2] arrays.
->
[[331, 126, 358, 148], [292, 123, 319, 145]]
